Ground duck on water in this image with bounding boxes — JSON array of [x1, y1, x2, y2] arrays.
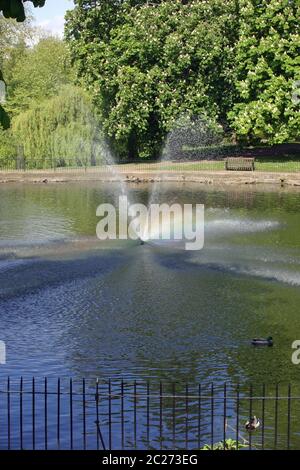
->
[[251, 336, 273, 346]]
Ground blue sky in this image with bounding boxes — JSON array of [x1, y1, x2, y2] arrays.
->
[[32, 0, 74, 37]]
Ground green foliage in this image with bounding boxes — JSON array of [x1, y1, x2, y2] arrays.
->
[[229, 0, 300, 144], [0, 12, 36, 68], [5, 37, 73, 115], [201, 439, 248, 450], [0, 11, 51, 128], [0, 105, 10, 129], [66, 0, 238, 159], [0, 0, 45, 22], [12, 85, 103, 168], [0, 127, 16, 165], [2, 0, 299, 161]]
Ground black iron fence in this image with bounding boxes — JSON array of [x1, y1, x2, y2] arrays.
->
[[1, 155, 300, 173], [0, 378, 299, 450]]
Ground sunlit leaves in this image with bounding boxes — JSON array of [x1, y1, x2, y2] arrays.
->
[[5, 37, 72, 116], [12, 85, 102, 167], [66, 0, 238, 159], [230, 0, 300, 144]]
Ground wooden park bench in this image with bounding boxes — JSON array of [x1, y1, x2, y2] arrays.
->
[[225, 157, 255, 171]]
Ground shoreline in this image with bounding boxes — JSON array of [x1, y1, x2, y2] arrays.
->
[[1, 168, 300, 188]]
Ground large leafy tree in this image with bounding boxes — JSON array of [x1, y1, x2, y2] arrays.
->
[[13, 85, 103, 167], [5, 37, 73, 115], [65, 1, 162, 82], [66, 0, 238, 159], [0, 126, 16, 165], [0, 0, 46, 127], [229, 0, 300, 144], [0, 12, 47, 118], [0, 10, 36, 64]]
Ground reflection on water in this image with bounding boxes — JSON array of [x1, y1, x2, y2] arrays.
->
[[0, 182, 300, 383], [0, 182, 300, 448]]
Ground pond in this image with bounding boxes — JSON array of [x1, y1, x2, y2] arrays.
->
[[0, 181, 300, 449]]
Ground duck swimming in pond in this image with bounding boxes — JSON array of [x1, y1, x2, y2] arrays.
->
[[251, 336, 273, 346], [245, 416, 260, 431]]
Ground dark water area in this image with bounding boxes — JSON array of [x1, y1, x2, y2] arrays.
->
[[0, 182, 300, 449]]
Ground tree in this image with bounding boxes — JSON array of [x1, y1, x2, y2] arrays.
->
[[0, 105, 10, 129], [0, 127, 16, 165], [66, 0, 238, 159], [0, 0, 46, 127], [12, 85, 103, 168], [0, 11, 36, 67], [0, 0, 45, 22], [5, 37, 73, 115], [65, 1, 162, 80], [229, 0, 300, 145]]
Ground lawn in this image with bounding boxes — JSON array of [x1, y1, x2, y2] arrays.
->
[[119, 158, 300, 173], [1, 157, 300, 173]]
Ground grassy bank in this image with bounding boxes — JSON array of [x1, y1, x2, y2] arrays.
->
[[155, 160, 300, 173], [1, 157, 300, 174]]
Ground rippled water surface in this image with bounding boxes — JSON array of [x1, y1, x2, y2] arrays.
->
[[0, 182, 300, 386]]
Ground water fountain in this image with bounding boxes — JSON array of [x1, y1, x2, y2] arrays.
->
[[126, 114, 300, 286], [75, 113, 300, 288]]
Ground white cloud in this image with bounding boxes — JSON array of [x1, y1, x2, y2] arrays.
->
[[37, 15, 65, 38]]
